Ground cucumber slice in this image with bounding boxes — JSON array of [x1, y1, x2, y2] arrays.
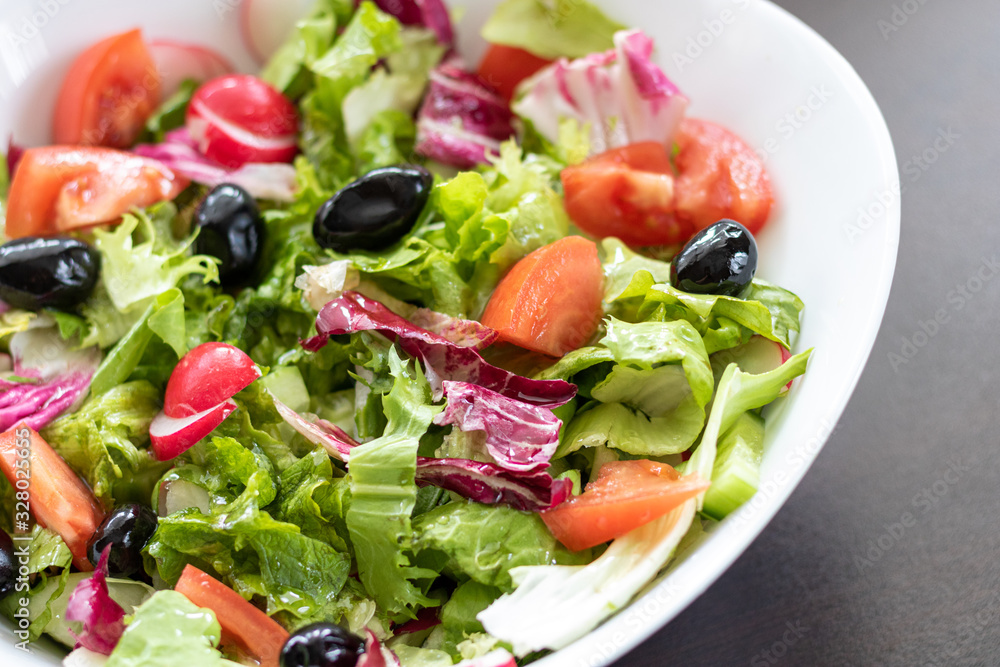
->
[[701, 411, 765, 521]]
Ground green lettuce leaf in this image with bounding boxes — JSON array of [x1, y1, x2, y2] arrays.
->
[[346, 348, 441, 618], [24, 525, 72, 573], [413, 500, 592, 592], [482, 0, 625, 59], [105, 590, 237, 667], [42, 380, 168, 507], [147, 439, 350, 620]]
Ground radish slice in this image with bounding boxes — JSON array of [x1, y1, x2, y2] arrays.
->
[[240, 0, 315, 64], [715, 335, 795, 393], [149, 399, 237, 461], [186, 75, 299, 168], [164, 342, 261, 418], [148, 40, 234, 98]]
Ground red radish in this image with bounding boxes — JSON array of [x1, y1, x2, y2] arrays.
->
[[717, 335, 795, 392], [164, 342, 260, 418], [149, 399, 238, 461], [148, 40, 234, 98], [240, 0, 315, 64], [186, 75, 299, 169]]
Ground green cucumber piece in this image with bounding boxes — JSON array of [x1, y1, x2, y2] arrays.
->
[[701, 411, 765, 521]]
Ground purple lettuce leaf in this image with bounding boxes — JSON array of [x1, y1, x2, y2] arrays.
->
[[7, 135, 25, 177], [0, 326, 100, 432], [133, 128, 297, 202], [364, 0, 454, 49], [433, 381, 561, 472], [513, 28, 689, 154], [415, 63, 515, 169], [65, 546, 126, 655], [415, 458, 572, 511], [302, 292, 575, 408]]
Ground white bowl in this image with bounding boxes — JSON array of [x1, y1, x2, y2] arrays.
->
[[0, 0, 899, 664]]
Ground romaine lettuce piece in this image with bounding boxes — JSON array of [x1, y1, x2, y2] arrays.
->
[[346, 348, 441, 619]]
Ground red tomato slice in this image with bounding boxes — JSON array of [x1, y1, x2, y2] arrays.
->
[[5, 146, 188, 239], [163, 343, 260, 418], [0, 424, 105, 571], [53, 29, 160, 149], [541, 460, 709, 552], [674, 118, 774, 235], [477, 44, 553, 102], [480, 236, 603, 358], [562, 142, 694, 247], [175, 564, 289, 667]]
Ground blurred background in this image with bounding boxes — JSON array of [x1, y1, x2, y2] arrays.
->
[[624, 0, 1000, 665]]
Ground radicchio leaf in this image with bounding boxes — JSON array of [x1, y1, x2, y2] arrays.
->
[[415, 63, 515, 169], [133, 128, 297, 202], [365, 0, 455, 49], [433, 381, 561, 472], [302, 292, 575, 408], [356, 630, 401, 667], [65, 546, 126, 655], [514, 29, 689, 154]]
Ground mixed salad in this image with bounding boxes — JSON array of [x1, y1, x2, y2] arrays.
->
[[0, 0, 810, 666]]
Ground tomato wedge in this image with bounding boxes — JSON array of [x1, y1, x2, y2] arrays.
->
[[477, 44, 553, 101], [561, 142, 692, 247], [53, 29, 160, 148], [0, 424, 105, 571], [541, 460, 709, 551], [480, 236, 602, 358], [674, 118, 774, 235], [175, 564, 289, 667], [5, 146, 188, 239]]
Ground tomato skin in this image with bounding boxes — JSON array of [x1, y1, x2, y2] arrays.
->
[[481, 236, 603, 358], [186, 75, 299, 168], [5, 146, 188, 239], [163, 343, 260, 418], [562, 142, 694, 247], [477, 44, 553, 101], [53, 29, 160, 149], [175, 564, 289, 667], [674, 118, 774, 235], [0, 424, 105, 571], [541, 460, 709, 552]]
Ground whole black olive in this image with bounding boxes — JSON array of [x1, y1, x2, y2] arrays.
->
[[280, 622, 365, 667], [670, 219, 758, 296], [194, 183, 264, 286], [0, 237, 100, 311], [86, 503, 158, 577], [313, 165, 433, 253], [0, 528, 14, 600]]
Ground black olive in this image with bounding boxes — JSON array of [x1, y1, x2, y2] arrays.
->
[[0, 529, 14, 600], [313, 165, 433, 253], [86, 503, 158, 577], [0, 237, 100, 311], [670, 219, 758, 296], [280, 622, 365, 667], [194, 184, 264, 286]]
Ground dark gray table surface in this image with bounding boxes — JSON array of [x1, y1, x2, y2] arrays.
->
[[616, 1, 1000, 666]]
